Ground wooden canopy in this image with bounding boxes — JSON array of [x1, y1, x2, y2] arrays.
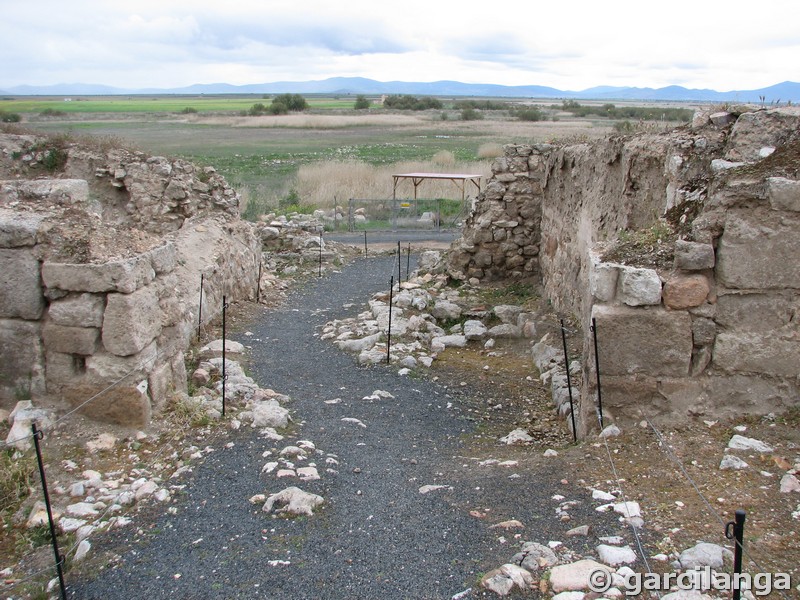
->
[[391, 172, 482, 202]]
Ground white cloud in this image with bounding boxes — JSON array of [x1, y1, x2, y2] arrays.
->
[[0, 0, 798, 91]]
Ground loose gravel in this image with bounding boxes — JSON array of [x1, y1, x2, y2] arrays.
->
[[68, 255, 622, 599]]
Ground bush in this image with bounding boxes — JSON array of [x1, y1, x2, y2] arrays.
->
[[179, 107, 198, 114], [354, 95, 370, 110], [272, 93, 308, 112], [279, 188, 301, 209], [516, 107, 546, 122], [40, 108, 66, 117], [383, 95, 442, 111], [460, 107, 483, 121], [0, 111, 21, 123]]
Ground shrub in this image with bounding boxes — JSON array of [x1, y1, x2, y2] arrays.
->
[[248, 102, 268, 116], [279, 188, 301, 209], [179, 107, 198, 114], [383, 95, 442, 111], [516, 107, 546, 122], [0, 111, 21, 123], [460, 107, 483, 121], [477, 143, 503, 159], [40, 108, 66, 117], [354, 95, 370, 110], [272, 93, 308, 112]]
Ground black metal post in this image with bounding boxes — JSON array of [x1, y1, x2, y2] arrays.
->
[[591, 317, 604, 428], [31, 423, 67, 600], [387, 276, 394, 364], [318, 231, 323, 277], [256, 261, 262, 304], [197, 273, 204, 339], [397, 241, 401, 284], [560, 319, 578, 442], [364, 231, 368, 257], [406, 243, 411, 280], [726, 510, 747, 600], [222, 295, 227, 417]]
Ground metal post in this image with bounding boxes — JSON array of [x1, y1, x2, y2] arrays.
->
[[397, 241, 401, 284], [387, 276, 394, 364], [560, 319, 578, 442], [591, 317, 604, 429], [222, 295, 227, 417], [725, 510, 747, 600], [197, 273, 204, 339], [256, 261, 262, 304], [31, 423, 67, 600], [364, 231, 368, 257], [406, 243, 411, 280], [318, 231, 323, 277], [333, 195, 337, 230]]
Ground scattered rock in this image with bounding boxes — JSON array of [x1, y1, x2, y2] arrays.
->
[[500, 428, 533, 445], [549, 559, 612, 593], [480, 563, 533, 596], [262, 487, 324, 517], [726, 435, 774, 454]]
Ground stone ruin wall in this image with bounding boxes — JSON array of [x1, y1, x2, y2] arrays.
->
[[448, 107, 800, 435], [0, 133, 260, 426]]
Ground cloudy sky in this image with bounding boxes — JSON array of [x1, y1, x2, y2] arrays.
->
[[2, 0, 798, 91]]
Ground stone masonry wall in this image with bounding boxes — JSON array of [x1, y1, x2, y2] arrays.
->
[[448, 107, 800, 435], [0, 134, 259, 426]]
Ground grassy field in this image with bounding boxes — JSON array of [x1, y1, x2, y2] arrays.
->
[[7, 94, 696, 220]]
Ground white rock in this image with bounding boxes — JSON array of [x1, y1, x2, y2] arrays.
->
[[726, 435, 773, 454], [297, 467, 320, 482], [780, 473, 800, 493], [66, 502, 99, 518], [480, 564, 533, 596], [678, 542, 731, 569], [592, 489, 616, 502], [613, 501, 641, 518], [419, 485, 449, 494], [341, 417, 366, 428], [549, 559, 613, 592], [596, 544, 637, 566], [74, 540, 91, 562], [134, 481, 158, 501], [500, 428, 533, 445], [86, 433, 117, 453], [59, 518, 88, 533], [599, 425, 621, 439], [544, 449, 559, 457], [552, 593, 585, 600], [719, 455, 749, 470], [262, 487, 324, 517], [250, 400, 290, 429]]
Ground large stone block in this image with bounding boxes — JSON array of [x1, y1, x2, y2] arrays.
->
[[62, 381, 151, 426], [0, 319, 45, 401], [102, 287, 162, 356], [0, 209, 47, 248], [48, 293, 105, 327], [42, 323, 99, 355], [662, 274, 710, 310], [42, 254, 155, 294], [713, 332, 800, 377], [0, 248, 44, 319], [617, 266, 662, 306], [716, 210, 800, 289], [767, 177, 800, 212], [591, 304, 692, 377], [674, 240, 715, 270], [86, 340, 158, 384], [715, 293, 794, 332]]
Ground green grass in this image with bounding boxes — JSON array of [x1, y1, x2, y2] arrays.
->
[[0, 95, 365, 114]]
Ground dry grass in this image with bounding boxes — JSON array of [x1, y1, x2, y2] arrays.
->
[[292, 158, 492, 208], [198, 113, 429, 129]]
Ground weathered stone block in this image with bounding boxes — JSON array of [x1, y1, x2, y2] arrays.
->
[[42, 254, 155, 294], [618, 266, 662, 306], [102, 287, 162, 356], [148, 242, 176, 275], [674, 240, 715, 270], [48, 293, 105, 327], [713, 332, 800, 377], [86, 341, 157, 384], [62, 381, 151, 426], [0, 210, 46, 248], [42, 323, 99, 355], [662, 274, 710, 310], [716, 210, 800, 289], [767, 177, 800, 212], [691, 317, 716, 346], [592, 304, 692, 377], [0, 319, 45, 400], [0, 248, 44, 319], [715, 293, 794, 332], [588, 252, 619, 302]]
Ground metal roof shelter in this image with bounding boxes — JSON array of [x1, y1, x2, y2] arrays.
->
[[391, 172, 482, 203]]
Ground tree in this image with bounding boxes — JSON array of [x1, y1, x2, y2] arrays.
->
[[354, 95, 370, 110]]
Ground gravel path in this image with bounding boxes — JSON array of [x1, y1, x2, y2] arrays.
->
[[69, 256, 620, 599]]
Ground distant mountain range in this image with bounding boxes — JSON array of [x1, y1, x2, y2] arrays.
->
[[2, 77, 799, 103]]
